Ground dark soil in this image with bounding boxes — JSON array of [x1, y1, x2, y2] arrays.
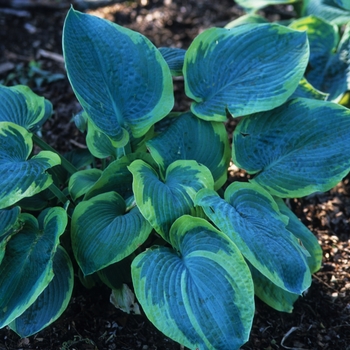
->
[[0, 1, 350, 349]]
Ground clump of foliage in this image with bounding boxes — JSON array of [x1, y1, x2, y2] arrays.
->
[[1, 6, 350, 349]]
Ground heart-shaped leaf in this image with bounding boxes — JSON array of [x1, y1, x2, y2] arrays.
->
[[129, 159, 214, 241], [232, 98, 350, 198], [146, 112, 230, 190], [184, 23, 308, 121], [63, 8, 174, 145], [195, 183, 311, 294], [9, 245, 74, 337], [71, 191, 152, 275], [132, 215, 254, 350], [0, 85, 52, 132], [0, 207, 67, 327], [0, 122, 61, 209]]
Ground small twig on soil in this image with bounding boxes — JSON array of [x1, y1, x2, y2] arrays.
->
[[313, 274, 339, 292], [37, 49, 65, 64], [70, 139, 87, 149], [281, 326, 308, 350]]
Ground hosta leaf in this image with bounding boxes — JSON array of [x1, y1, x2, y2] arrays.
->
[[86, 118, 128, 158], [275, 198, 322, 273], [184, 24, 308, 121], [334, 0, 350, 9], [302, 0, 350, 25], [247, 261, 299, 313], [63, 8, 174, 145], [9, 245, 74, 337], [84, 152, 156, 201], [129, 159, 214, 241], [225, 13, 268, 29], [232, 98, 350, 197], [289, 15, 349, 100], [159, 47, 186, 76], [195, 183, 311, 294], [146, 112, 230, 190], [0, 85, 52, 132], [68, 168, 102, 201], [320, 22, 350, 101], [0, 122, 61, 209], [0, 207, 67, 327], [235, 0, 299, 11], [291, 77, 328, 100], [132, 216, 254, 350], [71, 191, 152, 275], [0, 207, 21, 264]]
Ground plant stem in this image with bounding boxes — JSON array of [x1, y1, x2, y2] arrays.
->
[[33, 134, 78, 175], [48, 183, 70, 206]]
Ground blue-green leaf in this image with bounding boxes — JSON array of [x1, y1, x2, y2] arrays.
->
[[184, 24, 308, 121], [0, 207, 67, 327], [9, 245, 74, 337], [0, 207, 21, 264], [129, 159, 214, 241], [224, 13, 268, 29], [235, 0, 299, 11], [302, 0, 350, 25], [84, 152, 156, 201], [195, 183, 311, 294], [68, 168, 102, 201], [275, 198, 322, 273], [247, 261, 299, 313], [63, 8, 174, 145], [132, 216, 254, 350], [146, 112, 230, 190], [289, 15, 350, 100], [0, 122, 61, 209], [85, 119, 126, 158], [159, 47, 186, 76], [71, 191, 152, 275], [232, 98, 350, 198], [0, 85, 52, 132]]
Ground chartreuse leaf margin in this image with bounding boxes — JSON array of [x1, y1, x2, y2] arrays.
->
[[132, 215, 255, 350], [195, 183, 311, 295], [0, 122, 61, 209], [232, 98, 350, 198], [0, 207, 67, 328], [184, 23, 309, 120], [129, 159, 214, 241], [9, 245, 74, 337], [63, 8, 174, 146], [71, 191, 153, 276]]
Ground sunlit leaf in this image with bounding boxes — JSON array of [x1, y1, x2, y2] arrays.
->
[[63, 8, 174, 145], [184, 23, 308, 120], [132, 215, 254, 350]]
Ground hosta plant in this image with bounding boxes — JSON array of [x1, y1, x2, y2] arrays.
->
[[1, 7, 350, 349]]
